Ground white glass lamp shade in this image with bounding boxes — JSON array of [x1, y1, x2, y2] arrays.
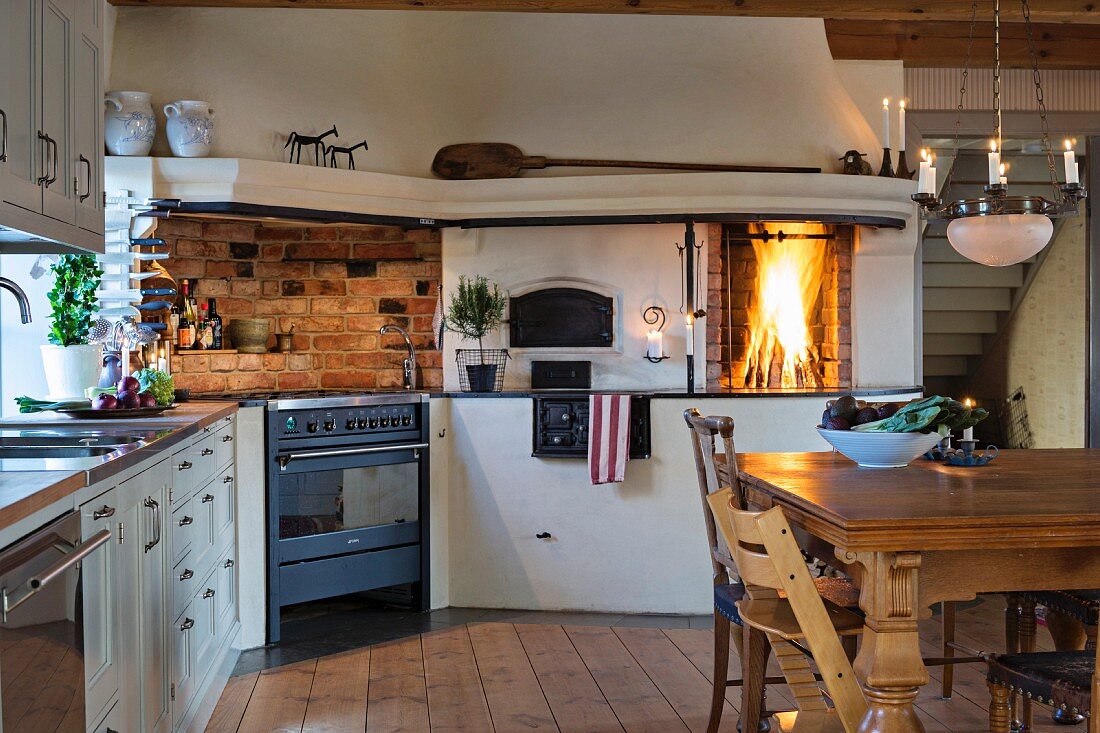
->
[[946, 214, 1054, 267]]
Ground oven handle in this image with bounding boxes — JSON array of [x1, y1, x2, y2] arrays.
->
[[2, 528, 111, 620], [277, 442, 429, 470]]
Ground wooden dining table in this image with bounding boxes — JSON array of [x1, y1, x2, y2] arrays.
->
[[720, 449, 1100, 733]]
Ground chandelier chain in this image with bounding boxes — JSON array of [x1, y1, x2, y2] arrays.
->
[[1021, 0, 1061, 198], [948, 0, 980, 190], [993, 0, 1002, 147]]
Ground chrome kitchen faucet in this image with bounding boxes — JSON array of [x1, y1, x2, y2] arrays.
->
[[379, 324, 417, 390], [0, 278, 31, 323]]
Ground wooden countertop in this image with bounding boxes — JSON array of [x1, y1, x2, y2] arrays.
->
[[0, 401, 239, 532]]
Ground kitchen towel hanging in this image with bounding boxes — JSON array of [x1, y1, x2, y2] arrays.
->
[[589, 394, 631, 485]]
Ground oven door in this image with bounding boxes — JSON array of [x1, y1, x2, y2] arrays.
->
[[273, 441, 428, 563], [0, 511, 111, 732]]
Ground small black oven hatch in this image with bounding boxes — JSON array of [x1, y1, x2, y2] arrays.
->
[[532, 395, 651, 459], [509, 288, 613, 348]]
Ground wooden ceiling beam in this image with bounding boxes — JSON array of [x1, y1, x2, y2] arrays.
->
[[103, 0, 1100, 24], [827, 19, 1100, 69]]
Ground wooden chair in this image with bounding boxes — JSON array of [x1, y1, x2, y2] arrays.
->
[[986, 639, 1100, 731], [685, 409, 861, 733], [707, 493, 868, 732]]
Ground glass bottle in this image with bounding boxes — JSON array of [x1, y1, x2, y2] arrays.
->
[[208, 298, 223, 350]]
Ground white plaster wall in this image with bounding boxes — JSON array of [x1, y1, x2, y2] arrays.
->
[[835, 60, 906, 152], [442, 391, 920, 613], [109, 9, 879, 176], [0, 255, 53, 413], [851, 227, 920, 388], [443, 224, 706, 391]]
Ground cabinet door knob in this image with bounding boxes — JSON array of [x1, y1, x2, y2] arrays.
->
[[223, 475, 233, 484], [93, 505, 115, 520], [180, 618, 194, 631], [224, 559, 235, 568], [178, 515, 194, 527], [201, 448, 214, 456], [178, 461, 193, 471], [225, 416, 233, 422], [222, 435, 233, 443], [179, 568, 194, 581], [203, 588, 215, 599], [201, 494, 214, 503]]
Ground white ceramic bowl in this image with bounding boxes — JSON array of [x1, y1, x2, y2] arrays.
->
[[816, 427, 943, 468]]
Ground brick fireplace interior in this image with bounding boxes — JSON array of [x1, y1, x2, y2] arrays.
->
[[150, 218, 442, 394], [707, 222, 852, 391]]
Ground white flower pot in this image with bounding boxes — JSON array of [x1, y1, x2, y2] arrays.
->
[[104, 91, 156, 156], [41, 344, 102, 401], [164, 100, 214, 158]]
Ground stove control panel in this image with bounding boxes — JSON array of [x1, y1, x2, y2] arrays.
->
[[281, 404, 418, 436]]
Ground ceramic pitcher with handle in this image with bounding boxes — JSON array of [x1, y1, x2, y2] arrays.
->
[[104, 91, 156, 156], [164, 100, 215, 158]]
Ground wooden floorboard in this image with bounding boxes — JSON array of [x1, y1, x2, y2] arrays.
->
[[210, 597, 1085, 733], [467, 622, 559, 733], [515, 624, 625, 733], [237, 659, 316, 733], [365, 636, 430, 733]]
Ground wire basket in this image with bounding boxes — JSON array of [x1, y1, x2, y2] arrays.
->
[[456, 349, 509, 392]]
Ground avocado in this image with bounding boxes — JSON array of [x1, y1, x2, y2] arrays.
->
[[830, 395, 859, 422], [877, 402, 901, 419], [854, 407, 880, 425], [824, 416, 851, 431]]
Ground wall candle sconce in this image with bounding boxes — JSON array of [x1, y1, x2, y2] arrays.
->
[[642, 306, 670, 363]]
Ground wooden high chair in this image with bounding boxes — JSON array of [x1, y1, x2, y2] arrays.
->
[[706, 491, 868, 732]]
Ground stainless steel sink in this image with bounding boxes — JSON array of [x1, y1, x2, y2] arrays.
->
[[0, 446, 119, 458], [0, 428, 170, 472], [0, 435, 144, 448]]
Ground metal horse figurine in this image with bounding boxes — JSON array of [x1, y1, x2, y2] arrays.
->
[[284, 125, 339, 165], [328, 140, 369, 170]]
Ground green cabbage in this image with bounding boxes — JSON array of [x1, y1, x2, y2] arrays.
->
[[133, 369, 175, 406]]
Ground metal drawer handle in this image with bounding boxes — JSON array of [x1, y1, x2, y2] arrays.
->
[[201, 494, 214, 503], [93, 505, 115, 520], [222, 435, 233, 442], [3, 529, 111, 619], [278, 442, 429, 470], [0, 107, 7, 162], [536, 532, 552, 539], [203, 588, 215, 599], [224, 559, 234, 569], [180, 618, 194, 631], [225, 416, 233, 422], [201, 448, 214, 456], [223, 475, 233, 484], [36, 132, 50, 184], [78, 154, 91, 202], [179, 568, 194, 581], [178, 515, 193, 527], [178, 460, 193, 471], [143, 497, 161, 552]]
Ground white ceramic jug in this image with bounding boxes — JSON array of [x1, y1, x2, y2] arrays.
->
[[104, 91, 156, 156], [164, 100, 215, 158]]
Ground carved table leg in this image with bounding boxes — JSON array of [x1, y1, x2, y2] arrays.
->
[[844, 550, 929, 733]]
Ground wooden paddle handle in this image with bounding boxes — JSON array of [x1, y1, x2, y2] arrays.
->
[[526, 157, 820, 174]]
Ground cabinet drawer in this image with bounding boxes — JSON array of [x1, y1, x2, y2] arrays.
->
[[192, 477, 218, 567], [172, 606, 196, 726], [215, 546, 237, 641], [191, 568, 219, 680], [171, 497, 195, 566], [172, 553, 197, 621], [211, 465, 235, 547], [215, 415, 236, 470], [190, 431, 218, 488], [172, 446, 195, 507]]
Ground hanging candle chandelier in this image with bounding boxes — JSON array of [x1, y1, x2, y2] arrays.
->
[[912, 0, 1086, 267]]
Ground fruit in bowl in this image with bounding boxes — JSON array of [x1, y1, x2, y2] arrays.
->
[[817, 396, 988, 468]]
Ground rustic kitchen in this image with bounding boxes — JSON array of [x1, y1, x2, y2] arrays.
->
[[0, 2, 1098, 732]]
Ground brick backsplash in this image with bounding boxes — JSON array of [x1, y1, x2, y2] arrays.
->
[[153, 219, 442, 394]]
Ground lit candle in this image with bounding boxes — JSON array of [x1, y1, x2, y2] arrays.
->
[[988, 140, 1000, 185], [881, 98, 891, 149], [928, 156, 937, 196], [962, 398, 975, 441], [917, 149, 931, 194], [1064, 139, 1079, 185], [897, 100, 906, 151], [999, 162, 1008, 186], [685, 314, 694, 357], [646, 329, 663, 360]]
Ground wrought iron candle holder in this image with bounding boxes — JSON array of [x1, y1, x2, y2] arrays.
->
[[913, 182, 1087, 221], [642, 306, 670, 363], [877, 147, 894, 177], [926, 436, 999, 466], [895, 149, 914, 180]]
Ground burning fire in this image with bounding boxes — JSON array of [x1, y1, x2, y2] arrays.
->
[[744, 222, 828, 388]]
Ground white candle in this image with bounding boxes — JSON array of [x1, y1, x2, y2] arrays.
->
[[962, 398, 974, 441], [988, 141, 1000, 185], [645, 329, 663, 360], [1064, 139, 1079, 185], [897, 100, 906, 151], [927, 162, 937, 195], [917, 149, 930, 194], [881, 98, 890, 149], [999, 162, 1007, 186], [685, 315, 694, 357]]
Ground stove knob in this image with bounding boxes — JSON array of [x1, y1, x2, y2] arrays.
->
[[346, 418, 357, 430], [369, 417, 379, 429], [380, 416, 390, 427], [401, 415, 412, 426], [323, 418, 336, 432], [307, 421, 319, 434], [356, 418, 368, 430]]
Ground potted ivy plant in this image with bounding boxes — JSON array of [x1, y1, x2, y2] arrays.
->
[[40, 255, 103, 400], [446, 275, 508, 392]]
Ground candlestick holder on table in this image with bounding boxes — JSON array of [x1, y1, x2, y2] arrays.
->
[[877, 147, 894, 177], [946, 440, 999, 467]]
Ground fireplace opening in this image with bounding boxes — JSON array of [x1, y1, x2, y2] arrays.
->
[[712, 222, 852, 390]]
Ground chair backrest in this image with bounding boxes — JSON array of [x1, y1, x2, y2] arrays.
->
[[684, 409, 742, 581], [706, 492, 868, 733]]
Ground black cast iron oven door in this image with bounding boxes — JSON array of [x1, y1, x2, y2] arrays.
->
[[510, 288, 613, 348]]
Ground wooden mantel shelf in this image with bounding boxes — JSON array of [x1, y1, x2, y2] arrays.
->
[[106, 157, 916, 231]]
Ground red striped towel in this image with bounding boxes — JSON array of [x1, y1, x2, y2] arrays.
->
[[588, 394, 631, 484]]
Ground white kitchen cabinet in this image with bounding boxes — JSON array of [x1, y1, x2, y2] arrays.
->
[[80, 487, 122, 729], [0, 0, 104, 252]]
